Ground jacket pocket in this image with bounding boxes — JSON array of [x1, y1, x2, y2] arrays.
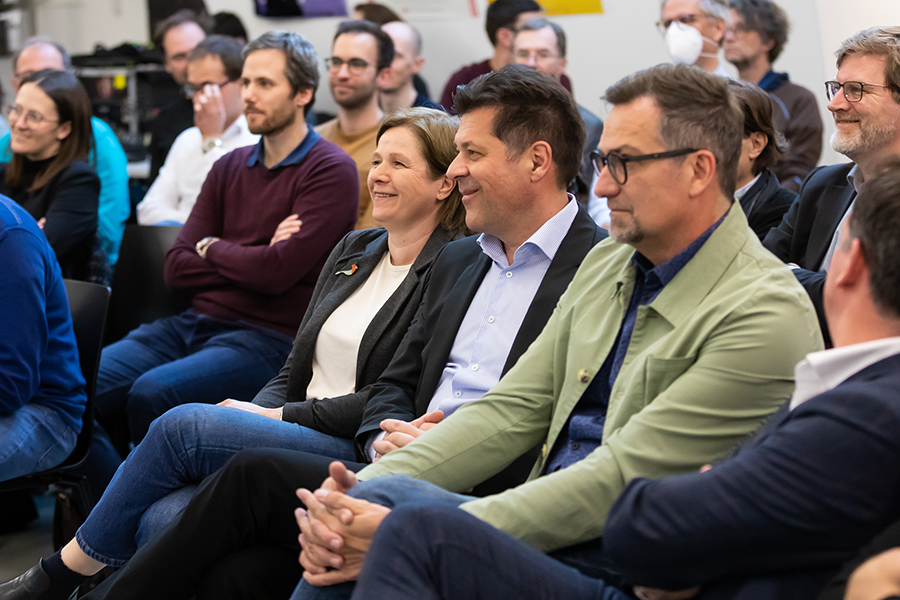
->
[[643, 355, 696, 405]]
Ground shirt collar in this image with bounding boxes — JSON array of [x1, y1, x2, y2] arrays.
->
[[223, 114, 250, 141], [477, 196, 579, 268], [847, 163, 865, 193], [630, 208, 729, 290], [789, 336, 900, 410], [734, 173, 762, 201], [246, 128, 322, 170]]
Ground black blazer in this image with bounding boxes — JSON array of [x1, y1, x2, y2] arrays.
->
[[739, 168, 796, 242], [0, 159, 100, 280], [252, 226, 456, 437], [763, 163, 855, 344], [354, 205, 606, 467]]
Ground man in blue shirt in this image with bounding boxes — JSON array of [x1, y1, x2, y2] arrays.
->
[[0, 194, 86, 481], [3, 37, 130, 267]]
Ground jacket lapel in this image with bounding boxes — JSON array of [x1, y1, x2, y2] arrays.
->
[[503, 206, 603, 374], [285, 233, 387, 396], [355, 227, 456, 382], [807, 181, 855, 269]]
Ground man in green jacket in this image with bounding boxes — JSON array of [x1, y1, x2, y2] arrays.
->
[[61, 64, 823, 600], [291, 62, 823, 593]]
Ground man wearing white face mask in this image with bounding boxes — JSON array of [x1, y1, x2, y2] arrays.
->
[[658, 0, 731, 77]]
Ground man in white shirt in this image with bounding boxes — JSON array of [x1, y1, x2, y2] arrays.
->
[[137, 35, 259, 225]]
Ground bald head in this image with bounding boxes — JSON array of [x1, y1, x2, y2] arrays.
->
[[382, 21, 421, 57], [379, 21, 424, 94], [13, 42, 67, 91]]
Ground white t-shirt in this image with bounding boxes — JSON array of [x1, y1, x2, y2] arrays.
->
[[306, 252, 411, 400]]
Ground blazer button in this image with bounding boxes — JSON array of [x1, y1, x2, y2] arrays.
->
[[577, 369, 590, 384], [541, 443, 548, 457]]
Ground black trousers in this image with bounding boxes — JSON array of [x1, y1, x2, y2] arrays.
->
[[82, 448, 365, 600]]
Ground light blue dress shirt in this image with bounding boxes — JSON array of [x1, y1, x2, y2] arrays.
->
[[427, 198, 579, 416]]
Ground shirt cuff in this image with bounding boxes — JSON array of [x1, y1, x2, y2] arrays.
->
[[365, 430, 386, 463]]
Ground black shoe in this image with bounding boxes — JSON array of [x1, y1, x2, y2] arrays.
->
[[0, 563, 77, 600]]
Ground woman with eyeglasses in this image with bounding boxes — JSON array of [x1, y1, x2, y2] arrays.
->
[[0, 69, 100, 281]]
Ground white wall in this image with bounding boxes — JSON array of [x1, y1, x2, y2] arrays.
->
[[17, 0, 900, 167]]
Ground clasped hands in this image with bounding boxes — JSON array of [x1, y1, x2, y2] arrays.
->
[[291, 410, 444, 585], [373, 409, 443, 460], [295, 462, 391, 586]]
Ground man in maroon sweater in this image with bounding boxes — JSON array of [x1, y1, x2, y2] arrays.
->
[[95, 31, 359, 445]]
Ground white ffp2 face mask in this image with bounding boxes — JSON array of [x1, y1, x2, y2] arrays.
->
[[665, 21, 719, 65]]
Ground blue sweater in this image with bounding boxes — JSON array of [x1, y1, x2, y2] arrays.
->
[[0, 195, 86, 433]]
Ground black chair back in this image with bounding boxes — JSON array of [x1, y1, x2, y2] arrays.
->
[[104, 225, 190, 345], [0, 280, 110, 491], [59, 280, 111, 469]]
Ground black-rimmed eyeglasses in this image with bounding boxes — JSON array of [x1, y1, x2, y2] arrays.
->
[[183, 78, 236, 99], [324, 57, 371, 74], [590, 148, 700, 185], [825, 80, 889, 103]]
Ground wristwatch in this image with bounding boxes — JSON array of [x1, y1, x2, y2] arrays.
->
[[195, 236, 219, 259], [201, 137, 223, 154]]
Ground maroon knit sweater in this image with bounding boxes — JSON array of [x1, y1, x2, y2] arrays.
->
[[164, 134, 359, 337]]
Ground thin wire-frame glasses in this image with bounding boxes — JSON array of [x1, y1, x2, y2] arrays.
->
[[825, 80, 889, 103]]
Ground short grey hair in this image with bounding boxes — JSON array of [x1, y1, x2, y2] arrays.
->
[[660, 0, 732, 24], [605, 63, 743, 198], [13, 36, 72, 72], [517, 18, 566, 58], [243, 31, 319, 114], [836, 27, 900, 104]]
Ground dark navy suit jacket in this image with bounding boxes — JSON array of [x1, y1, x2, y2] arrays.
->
[[604, 353, 900, 600]]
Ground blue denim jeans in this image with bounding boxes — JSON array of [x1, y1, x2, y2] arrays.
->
[[95, 310, 294, 442], [351, 504, 624, 600], [75, 403, 357, 567], [0, 403, 77, 481], [290, 476, 622, 600]]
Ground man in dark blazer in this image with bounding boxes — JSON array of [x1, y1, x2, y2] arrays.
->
[[354, 203, 602, 492], [763, 26, 900, 343], [353, 67, 605, 492], [294, 153, 900, 600]]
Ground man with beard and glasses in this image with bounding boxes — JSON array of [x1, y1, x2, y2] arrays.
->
[[90, 31, 359, 447], [764, 26, 900, 345], [316, 20, 393, 230]]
